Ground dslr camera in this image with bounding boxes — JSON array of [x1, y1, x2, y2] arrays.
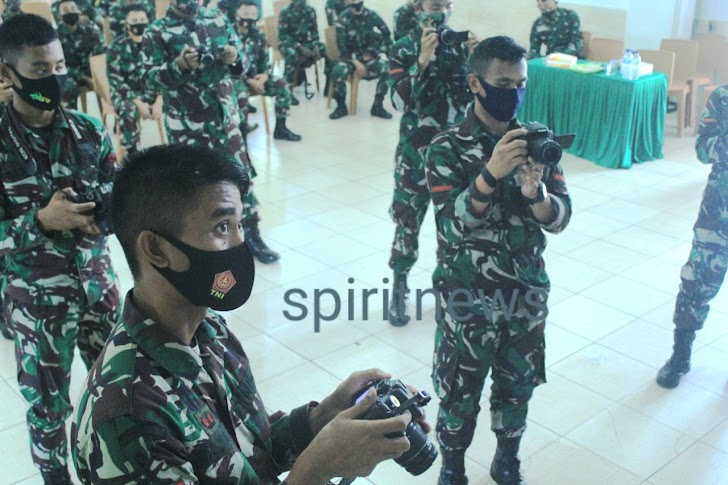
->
[[517, 122, 576, 166], [68, 182, 114, 236], [194, 45, 217, 68], [437, 26, 469, 46], [357, 379, 438, 476]]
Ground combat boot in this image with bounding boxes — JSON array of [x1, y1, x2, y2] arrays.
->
[[273, 117, 302, 141], [656, 329, 696, 389], [329, 98, 348, 120], [244, 223, 280, 264], [41, 467, 73, 485], [371, 95, 393, 119], [438, 449, 468, 485], [490, 437, 526, 485], [291, 94, 300, 106], [388, 272, 411, 327]]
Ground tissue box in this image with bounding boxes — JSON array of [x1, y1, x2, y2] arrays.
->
[[546, 53, 578, 68], [638, 62, 654, 76]]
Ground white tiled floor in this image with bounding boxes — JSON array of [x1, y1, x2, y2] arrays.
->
[[2, 80, 727, 484]]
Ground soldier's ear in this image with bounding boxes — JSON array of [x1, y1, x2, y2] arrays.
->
[[466, 73, 483, 95], [137, 231, 175, 270], [0, 63, 15, 85]]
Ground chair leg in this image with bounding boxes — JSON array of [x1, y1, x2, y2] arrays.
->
[[677, 93, 686, 138], [261, 96, 270, 136], [350, 76, 359, 116], [315, 62, 320, 94], [80, 92, 88, 113], [157, 117, 167, 144]]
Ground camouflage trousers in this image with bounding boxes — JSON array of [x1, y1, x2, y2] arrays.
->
[[237, 76, 294, 120], [331, 57, 389, 103], [389, 126, 443, 275], [280, 41, 326, 86], [8, 290, 120, 473], [674, 162, 728, 331], [433, 289, 546, 452], [113, 98, 143, 151], [165, 111, 260, 224]]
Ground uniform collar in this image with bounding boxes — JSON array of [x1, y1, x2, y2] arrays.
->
[[6, 102, 68, 142]]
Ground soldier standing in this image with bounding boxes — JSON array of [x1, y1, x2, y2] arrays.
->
[[0, 14, 121, 484], [325, 0, 347, 26], [107, 4, 162, 159], [56, 0, 105, 106], [425, 37, 571, 485], [233, 0, 301, 141], [528, 0, 582, 59], [387, 0, 476, 326], [278, 0, 325, 105], [393, 0, 418, 41], [657, 86, 728, 389], [330, 0, 393, 120], [143, 0, 280, 263]]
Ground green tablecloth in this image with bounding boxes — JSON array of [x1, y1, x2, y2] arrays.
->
[[518, 58, 668, 169]]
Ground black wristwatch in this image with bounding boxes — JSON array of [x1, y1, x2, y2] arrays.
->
[[525, 183, 547, 205]]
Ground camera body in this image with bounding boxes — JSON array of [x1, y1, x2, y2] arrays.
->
[[67, 182, 114, 236], [437, 26, 469, 46], [358, 379, 438, 476], [517, 122, 575, 166], [195, 45, 216, 68]]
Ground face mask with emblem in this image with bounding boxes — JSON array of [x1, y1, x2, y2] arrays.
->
[[10, 67, 67, 111]]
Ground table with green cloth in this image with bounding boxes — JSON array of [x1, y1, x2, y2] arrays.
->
[[518, 58, 668, 169]]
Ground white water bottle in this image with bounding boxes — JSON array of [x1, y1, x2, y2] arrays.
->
[[620, 49, 632, 78], [631, 51, 641, 79]]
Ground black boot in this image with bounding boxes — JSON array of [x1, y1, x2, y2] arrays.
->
[[388, 272, 411, 327], [329, 98, 348, 120], [273, 117, 302, 141], [290, 93, 300, 106], [248, 104, 258, 114], [438, 449, 468, 485], [371, 95, 392, 119], [656, 329, 696, 389], [244, 224, 280, 264], [41, 467, 73, 485], [490, 438, 526, 485]]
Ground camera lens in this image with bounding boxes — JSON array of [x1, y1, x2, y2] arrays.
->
[[530, 138, 562, 166], [394, 420, 439, 476]]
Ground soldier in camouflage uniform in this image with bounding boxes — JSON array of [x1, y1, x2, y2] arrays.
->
[[233, 0, 301, 141], [387, 0, 475, 327], [330, 0, 393, 120], [278, 0, 325, 104], [52, 0, 103, 26], [56, 0, 105, 106], [528, 0, 582, 59], [98, 0, 156, 39], [2, 0, 21, 21], [325, 0, 347, 26], [107, 4, 161, 158], [657, 86, 728, 389], [425, 37, 571, 485], [143, 0, 280, 263], [393, 0, 418, 41], [72, 144, 423, 484], [0, 14, 121, 484], [0, 78, 11, 341]]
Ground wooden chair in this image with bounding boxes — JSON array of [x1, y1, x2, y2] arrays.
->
[[263, 16, 283, 72], [580, 31, 592, 60], [102, 17, 113, 45], [640, 50, 688, 137], [694, 39, 728, 135], [695, 33, 726, 82], [325, 26, 360, 115], [588, 38, 624, 63], [20, 1, 55, 26], [660, 39, 706, 129], [155, 0, 169, 19], [273, 0, 289, 17]]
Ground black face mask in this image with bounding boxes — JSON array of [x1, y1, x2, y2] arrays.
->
[[10, 67, 67, 111], [350, 2, 364, 13], [154, 234, 256, 311], [237, 18, 256, 30], [62, 13, 80, 26], [129, 23, 148, 36]]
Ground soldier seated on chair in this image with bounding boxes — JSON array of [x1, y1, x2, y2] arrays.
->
[[278, 0, 326, 105], [329, 0, 393, 120], [232, 0, 301, 141], [55, 0, 105, 106], [98, 0, 156, 40], [107, 4, 162, 157]]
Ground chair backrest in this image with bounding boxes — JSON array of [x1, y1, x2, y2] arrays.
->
[[155, 0, 170, 19], [638, 50, 675, 85], [89, 53, 113, 107], [695, 33, 726, 81], [273, 0, 289, 17], [716, 41, 728, 85], [581, 31, 592, 59], [263, 16, 279, 50], [659, 39, 699, 84], [324, 26, 340, 62], [20, 1, 55, 26], [589, 38, 625, 62]]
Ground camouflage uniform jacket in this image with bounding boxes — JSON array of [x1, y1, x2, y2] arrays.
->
[[528, 7, 582, 59], [57, 21, 105, 79], [278, 0, 322, 51], [697, 85, 728, 166], [241, 27, 270, 78], [107, 36, 158, 106], [425, 106, 572, 295], [0, 105, 118, 306], [335, 8, 392, 61], [72, 291, 317, 484], [143, 7, 244, 126], [393, 2, 417, 41], [390, 25, 471, 143], [2, 0, 21, 21], [325, 0, 347, 26]]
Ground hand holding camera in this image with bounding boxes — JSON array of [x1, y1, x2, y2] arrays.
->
[[220, 44, 238, 65], [418, 27, 439, 70], [37, 189, 96, 233], [486, 128, 529, 180], [176, 45, 200, 71]]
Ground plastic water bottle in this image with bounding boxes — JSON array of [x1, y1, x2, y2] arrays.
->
[[631, 51, 641, 79], [620, 49, 633, 78]]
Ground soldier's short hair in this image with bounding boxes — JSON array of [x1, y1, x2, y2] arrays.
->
[[123, 3, 148, 17], [469, 36, 526, 77], [0, 14, 58, 65], [111, 144, 250, 279]]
